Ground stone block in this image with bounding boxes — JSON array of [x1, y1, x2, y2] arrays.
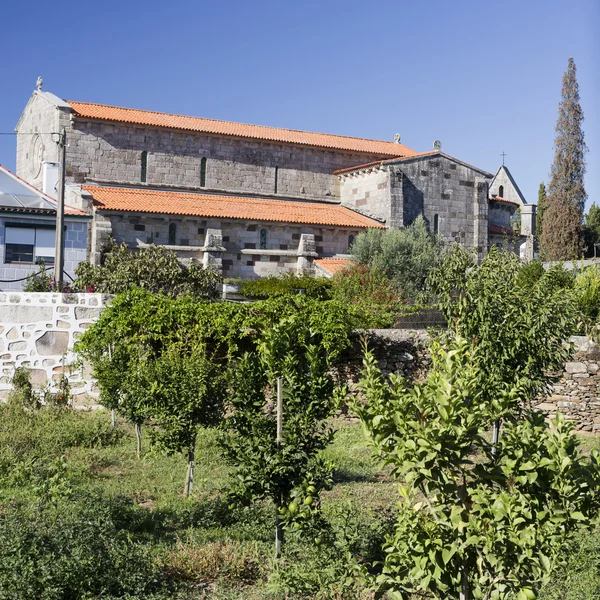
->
[[8, 341, 27, 351], [1, 306, 53, 324], [565, 362, 587, 374], [35, 331, 69, 356], [74, 307, 102, 320]]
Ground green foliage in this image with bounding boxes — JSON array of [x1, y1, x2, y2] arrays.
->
[[73, 241, 222, 298], [239, 272, 333, 299], [540, 200, 584, 261], [330, 263, 406, 328], [351, 215, 444, 299], [23, 261, 54, 292], [355, 337, 600, 599], [537, 182, 548, 242], [428, 245, 578, 403], [220, 297, 356, 543], [584, 202, 600, 257], [0, 499, 168, 599], [8, 366, 39, 410], [43, 374, 71, 407]]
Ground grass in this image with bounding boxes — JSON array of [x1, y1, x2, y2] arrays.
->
[[0, 406, 598, 599]]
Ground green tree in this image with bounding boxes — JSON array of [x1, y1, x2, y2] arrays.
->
[[220, 296, 353, 555], [584, 203, 600, 257], [350, 215, 444, 299], [73, 242, 221, 299], [536, 183, 548, 243], [356, 337, 600, 600], [541, 58, 588, 259]]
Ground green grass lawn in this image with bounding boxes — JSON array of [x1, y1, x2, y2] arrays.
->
[[0, 406, 598, 599]]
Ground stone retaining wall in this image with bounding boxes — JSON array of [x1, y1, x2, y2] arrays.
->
[[0, 292, 110, 406], [534, 336, 600, 433]]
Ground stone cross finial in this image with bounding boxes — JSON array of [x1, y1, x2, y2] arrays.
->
[[394, 133, 401, 143], [433, 140, 442, 150], [36, 76, 43, 91]]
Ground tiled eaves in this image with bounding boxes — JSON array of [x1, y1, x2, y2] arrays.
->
[[334, 150, 494, 178], [84, 186, 386, 229], [67, 100, 418, 158]]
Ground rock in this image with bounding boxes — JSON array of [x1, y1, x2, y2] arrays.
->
[[35, 331, 69, 356], [565, 362, 587, 374]]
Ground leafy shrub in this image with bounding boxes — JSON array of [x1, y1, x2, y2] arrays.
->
[[73, 242, 222, 299], [23, 261, 54, 292], [351, 215, 444, 299], [330, 263, 405, 328], [8, 367, 39, 410], [574, 265, 600, 322], [239, 272, 332, 299], [0, 499, 168, 599]]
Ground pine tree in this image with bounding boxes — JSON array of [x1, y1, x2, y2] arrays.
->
[[541, 58, 588, 259], [536, 182, 548, 241]]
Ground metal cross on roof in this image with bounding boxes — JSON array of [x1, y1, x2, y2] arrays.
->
[[501, 151, 507, 165]]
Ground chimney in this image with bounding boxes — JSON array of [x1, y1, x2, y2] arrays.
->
[[42, 161, 60, 198]]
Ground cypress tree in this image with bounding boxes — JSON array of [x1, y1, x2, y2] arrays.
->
[[541, 58, 588, 259], [536, 182, 548, 241]]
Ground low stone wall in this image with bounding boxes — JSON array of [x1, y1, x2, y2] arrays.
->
[[0, 292, 110, 406], [535, 336, 600, 433]]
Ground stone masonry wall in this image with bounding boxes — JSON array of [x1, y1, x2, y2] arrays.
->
[[534, 336, 600, 433], [0, 292, 110, 406]]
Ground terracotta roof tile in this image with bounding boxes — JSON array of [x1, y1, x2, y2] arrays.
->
[[490, 195, 519, 207], [84, 186, 385, 229], [67, 101, 418, 158], [315, 257, 354, 275]]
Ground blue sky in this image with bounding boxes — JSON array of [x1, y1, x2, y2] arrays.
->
[[1, 0, 598, 210]]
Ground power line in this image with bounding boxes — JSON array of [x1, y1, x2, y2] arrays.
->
[[0, 132, 61, 135]]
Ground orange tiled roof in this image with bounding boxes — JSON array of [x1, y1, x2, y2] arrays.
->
[[84, 186, 385, 229], [67, 100, 417, 158], [490, 195, 519, 207], [315, 257, 354, 275]]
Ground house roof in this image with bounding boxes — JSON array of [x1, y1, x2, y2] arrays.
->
[[84, 186, 385, 229], [66, 100, 418, 158], [489, 195, 519, 207], [490, 165, 527, 205], [0, 165, 88, 217], [334, 150, 493, 177], [315, 257, 354, 275]]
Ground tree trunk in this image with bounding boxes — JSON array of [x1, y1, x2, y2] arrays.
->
[[275, 377, 283, 558], [184, 441, 196, 497], [111, 408, 115, 428], [135, 422, 142, 459]]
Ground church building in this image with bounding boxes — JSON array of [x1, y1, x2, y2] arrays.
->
[[12, 83, 535, 280]]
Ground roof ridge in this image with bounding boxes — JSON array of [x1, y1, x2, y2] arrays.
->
[[66, 99, 415, 153]]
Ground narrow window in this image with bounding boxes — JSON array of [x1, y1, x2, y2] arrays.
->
[[141, 151, 148, 182], [498, 185, 504, 198], [348, 234, 355, 252], [200, 157, 207, 187], [274, 166, 279, 194], [259, 228, 268, 249], [433, 214, 439, 234], [168, 223, 177, 245]]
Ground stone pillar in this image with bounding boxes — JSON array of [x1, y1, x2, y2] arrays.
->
[[520, 204, 536, 262], [473, 178, 489, 263], [296, 233, 317, 275], [201, 228, 225, 274], [90, 210, 113, 265]]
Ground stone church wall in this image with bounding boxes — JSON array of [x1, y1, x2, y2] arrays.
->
[[0, 292, 110, 406], [339, 167, 391, 223]]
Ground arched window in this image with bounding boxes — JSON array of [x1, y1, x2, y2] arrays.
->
[[168, 223, 177, 245], [200, 157, 207, 187], [433, 214, 439, 234], [141, 151, 148, 183], [348, 234, 355, 251], [274, 166, 279, 194], [259, 228, 268, 249], [498, 185, 504, 198]]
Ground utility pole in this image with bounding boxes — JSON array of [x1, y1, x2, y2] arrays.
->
[[54, 128, 67, 289]]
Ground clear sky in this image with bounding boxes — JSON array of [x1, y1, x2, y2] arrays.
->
[[1, 0, 598, 210]]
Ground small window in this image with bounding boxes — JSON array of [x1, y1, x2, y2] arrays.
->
[[274, 166, 279, 194], [348, 234, 355, 251], [498, 185, 504, 198], [259, 228, 267, 249], [168, 223, 177, 245], [200, 157, 207, 187], [433, 214, 439, 234], [4, 225, 56, 264], [141, 151, 148, 183]]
